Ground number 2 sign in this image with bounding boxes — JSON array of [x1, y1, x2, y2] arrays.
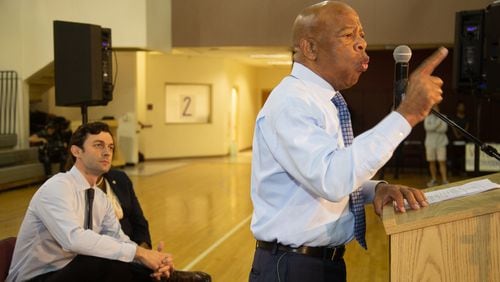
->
[[165, 84, 211, 123]]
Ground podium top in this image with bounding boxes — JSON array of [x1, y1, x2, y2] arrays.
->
[[382, 172, 500, 235]]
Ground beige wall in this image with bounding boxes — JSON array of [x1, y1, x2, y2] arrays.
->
[[224, 60, 259, 152], [256, 67, 291, 103], [31, 51, 288, 160], [140, 53, 263, 159]]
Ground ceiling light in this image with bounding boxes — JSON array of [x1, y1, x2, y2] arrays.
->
[[249, 54, 290, 59], [267, 60, 292, 65]]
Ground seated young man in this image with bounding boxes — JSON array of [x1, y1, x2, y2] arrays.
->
[[7, 122, 174, 282], [63, 125, 211, 282]]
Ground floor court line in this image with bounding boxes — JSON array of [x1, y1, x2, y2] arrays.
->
[[182, 214, 252, 271]]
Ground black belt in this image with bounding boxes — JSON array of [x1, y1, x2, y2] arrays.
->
[[256, 240, 345, 261]]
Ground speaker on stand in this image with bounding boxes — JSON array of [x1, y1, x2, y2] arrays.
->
[[453, 3, 500, 174], [453, 9, 485, 174], [484, 2, 500, 96], [452, 9, 484, 92], [53, 20, 113, 124]]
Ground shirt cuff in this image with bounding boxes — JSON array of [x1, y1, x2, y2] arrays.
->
[[361, 180, 387, 204], [119, 242, 137, 262], [377, 112, 412, 147]]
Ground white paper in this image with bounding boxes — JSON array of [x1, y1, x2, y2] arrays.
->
[[401, 179, 500, 209], [424, 179, 500, 205]]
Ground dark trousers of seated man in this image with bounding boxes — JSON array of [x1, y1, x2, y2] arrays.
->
[[29, 255, 155, 282], [249, 248, 347, 282]]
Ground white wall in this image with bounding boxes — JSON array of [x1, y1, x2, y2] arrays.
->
[[1, 0, 171, 149], [19, 0, 170, 78], [0, 1, 28, 147], [0, 1, 22, 71], [146, 0, 171, 52]]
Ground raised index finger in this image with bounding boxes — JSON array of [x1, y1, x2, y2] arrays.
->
[[414, 47, 449, 76]]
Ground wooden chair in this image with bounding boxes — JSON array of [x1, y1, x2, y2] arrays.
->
[[0, 237, 16, 281]]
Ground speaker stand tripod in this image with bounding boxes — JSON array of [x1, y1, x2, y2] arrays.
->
[[81, 104, 88, 124]]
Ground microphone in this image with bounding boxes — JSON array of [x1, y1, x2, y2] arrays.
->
[[393, 45, 412, 110], [391, 45, 500, 166]]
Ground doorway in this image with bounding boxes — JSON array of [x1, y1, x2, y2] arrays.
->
[[229, 87, 238, 157]]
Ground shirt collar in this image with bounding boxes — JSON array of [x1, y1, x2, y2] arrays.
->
[[291, 62, 340, 101], [69, 165, 95, 191]]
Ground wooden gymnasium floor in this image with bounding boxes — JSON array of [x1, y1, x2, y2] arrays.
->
[[0, 152, 469, 281]]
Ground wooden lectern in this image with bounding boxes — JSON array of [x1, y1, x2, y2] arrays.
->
[[382, 172, 500, 282]]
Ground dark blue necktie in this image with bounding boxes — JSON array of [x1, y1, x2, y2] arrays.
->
[[331, 92, 367, 249], [86, 188, 94, 230]]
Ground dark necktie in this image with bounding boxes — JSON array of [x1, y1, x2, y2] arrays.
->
[[86, 188, 95, 230], [331, 92, 367, 249]]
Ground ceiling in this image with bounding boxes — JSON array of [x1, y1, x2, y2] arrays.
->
[[169, 46, 294, 67]]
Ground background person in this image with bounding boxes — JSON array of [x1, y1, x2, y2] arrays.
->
[[29, 118, 71, 176], [424, 105, 449, 186]]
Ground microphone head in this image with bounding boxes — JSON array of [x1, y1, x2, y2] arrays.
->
[[393, 45, 412, 63]]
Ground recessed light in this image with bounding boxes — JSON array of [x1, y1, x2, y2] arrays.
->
[[249, 54, 290, 59]]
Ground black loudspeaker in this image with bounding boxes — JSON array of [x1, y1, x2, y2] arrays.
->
[[54, 21, 113, 107], [484, 3, 500, 94], [452, 9, 484, 91]]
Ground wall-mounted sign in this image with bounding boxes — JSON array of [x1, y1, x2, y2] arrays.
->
[[165, 83, 212, 124]]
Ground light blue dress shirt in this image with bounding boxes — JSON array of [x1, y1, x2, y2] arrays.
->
[[7, 166, 137, 282], [250, 63, 411, 247]]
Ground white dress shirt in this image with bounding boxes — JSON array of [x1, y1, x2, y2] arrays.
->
[[250, 63, 411, 247], [7, 166, 137, 282]]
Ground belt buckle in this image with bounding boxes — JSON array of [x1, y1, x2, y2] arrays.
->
[[330, 247, 338, 260]]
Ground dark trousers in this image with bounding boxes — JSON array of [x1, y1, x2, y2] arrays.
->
[[249, 248, 346, 282], [30, 255, 153, 282]]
